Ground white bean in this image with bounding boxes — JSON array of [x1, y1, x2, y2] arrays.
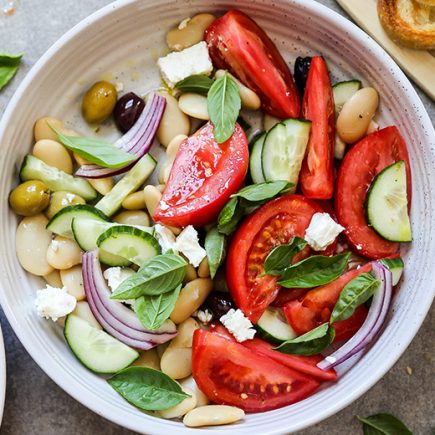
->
[[166, 14, 216, 51], [178, 93, 210, 120], [132, 348, 160, 370], [160, 346, 192, 379], [197, 258, 210, 278], [179, 376, 210, 407], [183, 405, 245, 427], [88, 177, 114, 195], [46, 236, 82, 270], [16, 214, 54, 276], [73, 301, 102, 329], [73, 152, 91, 166], [143, 185, 162, 218], [60, 265, 85, 300], [158, 134, 187, 185], [156, 342, 170, 359], [184, 264, 197, 283], [113, 210, 150, 226], [263, 113, 281, 131], [32, 139, 73, 174], [336, 87, 379, 143], [44, 269, 63, 287], [34, 117, 64, 142], [159, 387, 197, 419], [157, 92, 190, 147], [171, 318, 199, 348], [121, 191, 145, 210], [366, 119, 379, 134]]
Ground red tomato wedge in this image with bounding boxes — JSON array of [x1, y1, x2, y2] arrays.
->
[[300, 56, 335, 199], [153, 122, 248, 228], [242, 338, 337, 382], [226, 194, 324, 323], [204, 9, 300, 118], [335, 126, 412, 259], [283, 264, 372, 342], [192, 329, 319, 412]]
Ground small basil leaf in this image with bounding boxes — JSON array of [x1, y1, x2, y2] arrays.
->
[[205, 227, 227, 278], [274, 323, 335, 356], [217, 197, 244, 236], [108, 367, 190, 411], [111, 253, 187, 299], [278, 252, 351, 288], [0, 52, 23, 90], [330, 272, 381, 323], [134, 284, 181, 330], [52, 128, 135, 169], [264, 237, 308, 275], [233, 180, 292, 203], [356, 414, 413, 435], [175, 74, 214, 94], [207, 71, 241, 143]]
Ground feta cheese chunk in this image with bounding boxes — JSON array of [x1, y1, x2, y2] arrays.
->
[[220, 309, 256, 343], [157, 41, 213, 88], [154, 224, 177, 253], [35, 285, 77, 322], [103, 267, 135, 292], [175, 225, 206, 267], [195, 308, 213, 324], [305, 212, 344, 251]]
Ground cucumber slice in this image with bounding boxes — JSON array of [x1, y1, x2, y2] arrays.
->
[[64, 314, 139, 373], [256, 307, 297, 344], [97, 225, 161, 266], [47, 204, 109, 237], [249, 133, 266, 183], [379, 257, 404, 286], [19, 155, 97, 200], [95, 154, 156, 217], [261, 119, 311, 191], [332, 80, 362, 115], [366, 160, 412, 242]]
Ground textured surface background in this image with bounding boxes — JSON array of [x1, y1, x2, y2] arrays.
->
[[0, 0, 433, 434]]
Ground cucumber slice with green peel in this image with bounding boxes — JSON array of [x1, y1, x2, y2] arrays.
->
[[47, 204, 109, 237], [97, 225, 161, 266], [19, 155, 97, 200], [64, 314, 139, 373], [249, 132, 266, 183], [261, 119, 311, 191], [379, 257, 404, 286], [256, 307, 297, 344], [366, 160, 412, 242], [332, 80, 362, 115], [95, 154, 156, 217]]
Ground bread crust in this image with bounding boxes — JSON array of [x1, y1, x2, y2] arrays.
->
[[378, 0, 435, 50]]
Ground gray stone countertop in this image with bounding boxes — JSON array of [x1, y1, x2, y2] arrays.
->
[[0, 0, 433, 434]]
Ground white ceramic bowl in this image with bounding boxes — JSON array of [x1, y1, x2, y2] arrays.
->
[[0, 1, 434, 434]]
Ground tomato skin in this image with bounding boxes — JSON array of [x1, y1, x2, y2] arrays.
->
[[271, 288, 309, 307], [335, 126, 412, 259], [226, 194, 324, 323], [300, 56, 335, 199], [204, 10, 300, 119], [283, 263, 372, 341], [192, 329, 319, 412], [153, 122, 248, 228]]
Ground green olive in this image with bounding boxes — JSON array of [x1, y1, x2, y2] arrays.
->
[[9, 180, 50, 216], [46, 191, 86, 219], [82, 81, 117, 124]]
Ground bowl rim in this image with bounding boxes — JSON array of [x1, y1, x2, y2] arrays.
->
[[0, 0, 434, 434]]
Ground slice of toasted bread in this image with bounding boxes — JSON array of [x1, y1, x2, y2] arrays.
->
[[378, 0, 435, 49]]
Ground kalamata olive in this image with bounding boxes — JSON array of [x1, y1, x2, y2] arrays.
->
[[202, 291, 235, 320], [294, 56, 312, 95], [114, 92, 145, 133], [82, 81, 117, 124]]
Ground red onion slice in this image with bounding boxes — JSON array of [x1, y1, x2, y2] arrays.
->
[[76, 93, 166, 179], [317, 262, 392, 370]]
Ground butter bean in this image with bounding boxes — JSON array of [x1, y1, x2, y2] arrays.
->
[[160, 346, 192, 379], [60, 265, 85, 300], [197, 257, 210, 278], [46, 236, 82, 270], [132, 348, 160, 370], [171, 318, 199, 348], [88, 177, 114, 195], [121, 191, 146, 210], [33, 139, 73, 174], [159, 387, 197, 419], [113, 210, 150, 226], [179, 376, 210, 407], [34, 117, 63, 142], [183, 405, 245, 427], [143, 185, 161, 218], [184, 263, 197, 283], [158, 134, 186, 185], [43, 269, 63, 288], [72, 301, 102, 329], [178, 93, 209, 120]]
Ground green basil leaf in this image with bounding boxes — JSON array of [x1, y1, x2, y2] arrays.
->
[[207, 71, 241, 143], [264, 237, 308, 275], [108, 367, 190, 411], [111, 253, 187, 299], [175, 74, 214, 94], [205, 227, 227, 278], [274, 323, 335, 356], [0, 52, 23, 90], [278, 252, 351, 288], [330, 272, 380, 323], [217, 197, 244, 236], [356, 414, 413, 435], [134, 284, 181, 330], [233, 181, 292, 203], [52, 128, 135, 169]]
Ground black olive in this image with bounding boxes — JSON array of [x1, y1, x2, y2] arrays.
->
[[202, 291, 235, 320], [294, 56, 312, 95], [114, 92, 145, 133]]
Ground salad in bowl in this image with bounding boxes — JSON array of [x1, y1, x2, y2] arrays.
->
[[8, 8, 413, 429]]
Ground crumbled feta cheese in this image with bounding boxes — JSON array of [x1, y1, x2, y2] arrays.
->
[[103, 267, 135, 292], [195, 309, 213, 324], [35, 285, 76, 322], [305, 212, 344, 251], [220, 309, 256, 342], [154, 224, 177, 253], [175, 225, 206, 267], [115, 81, 124, 92], [65, 193, 76, 202], [157, 42, 213, 88]]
